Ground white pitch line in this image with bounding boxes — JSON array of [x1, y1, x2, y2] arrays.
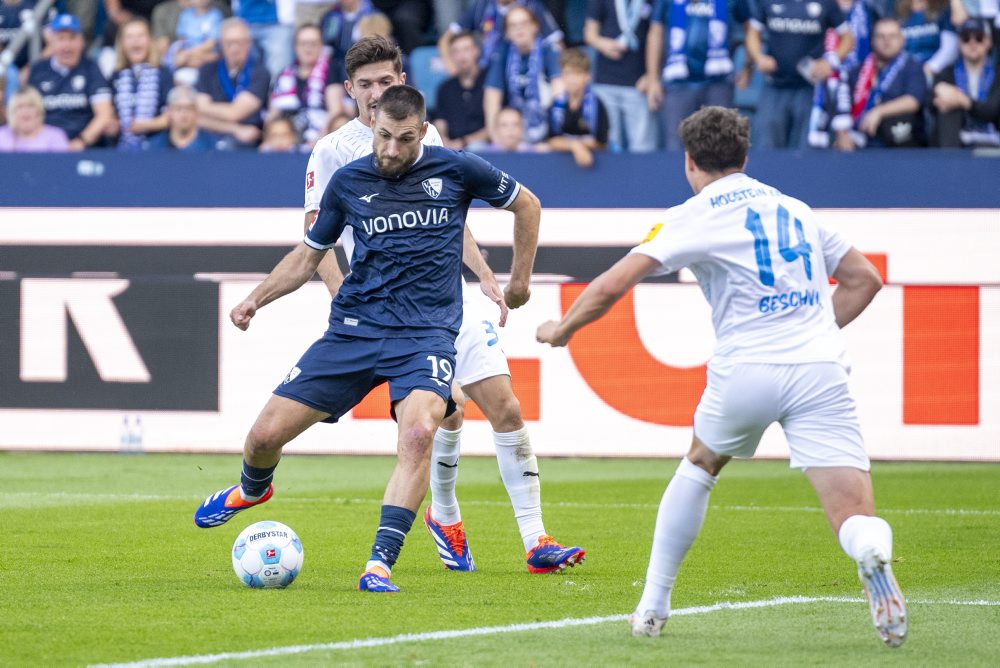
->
[[88, 595, 1000, 668]]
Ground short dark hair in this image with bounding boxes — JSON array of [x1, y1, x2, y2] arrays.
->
[[678, 107, 750, 173], [344, 35, 403, 80], [449, 30, 480, 49], [376, 84, 426, 123]]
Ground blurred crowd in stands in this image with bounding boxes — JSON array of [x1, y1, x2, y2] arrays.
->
[[0, 0, 997, 157]]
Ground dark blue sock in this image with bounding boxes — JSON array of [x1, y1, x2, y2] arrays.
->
[[240, 460, 276, 497], [370, 505, 417, 568]]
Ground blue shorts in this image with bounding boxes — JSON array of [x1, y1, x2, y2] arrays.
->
[[273, 331, 457, 423]]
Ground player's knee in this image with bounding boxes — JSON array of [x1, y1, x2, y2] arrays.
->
[[486, 393, 523, 432], [400, 423, 436, 451], [246, 421, 287, 454], [687, 436, 729, 476]]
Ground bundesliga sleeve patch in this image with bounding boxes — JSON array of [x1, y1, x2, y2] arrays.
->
[[641, 223, 664, 244], [306, 171, 315, 190]]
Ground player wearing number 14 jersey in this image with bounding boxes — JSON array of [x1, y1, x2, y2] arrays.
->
[[536, 107, 906, 647]]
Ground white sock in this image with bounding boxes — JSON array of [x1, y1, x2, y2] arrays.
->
[[636, 458, 718, 618], [429, 427, 462, 525], [838, 514, 893, 562], [238, 490, 263, 502], [364, 559, 391, 575], [494, 427, 546, 552]]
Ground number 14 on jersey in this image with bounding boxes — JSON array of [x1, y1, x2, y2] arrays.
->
[[744, 205, 814, 287]]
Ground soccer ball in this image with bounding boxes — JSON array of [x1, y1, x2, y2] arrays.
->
[[232, 520, 304, 589]]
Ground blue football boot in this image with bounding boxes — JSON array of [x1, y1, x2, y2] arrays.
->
[[423, 506, 476, 572], [358, 566, 400, 593], [526, 535, 585, 574], [193, 483, 273, 528]]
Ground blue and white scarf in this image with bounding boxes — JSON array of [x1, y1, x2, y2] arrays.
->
[[505, 38, 549, 143], [550, 85, 599, 137], [845, 0, 871, 71], [218, 53, 255, 102], [863, 51, 909, 113], [664, 0, 731, 81], [114, 64, 164, 151], [955, 58, 1000, 146], [808, 1, 871, 146], [614, 0, 647, 50]]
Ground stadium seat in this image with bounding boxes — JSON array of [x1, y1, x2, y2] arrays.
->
[[407, 45, 450, 114]]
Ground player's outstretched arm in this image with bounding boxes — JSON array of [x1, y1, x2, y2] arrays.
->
[[504, 186, 541, 309], [304, 210, 346, 298], [536, 253, 660, 347], [830, 247, 883, 328], [462, 224, 509, 326], [230, 243, 326, 330]]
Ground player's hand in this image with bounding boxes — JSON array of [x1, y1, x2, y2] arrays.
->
[[504, 283, 531, 309], [536, 320, 569, 347], [230, 300, 258, 330], [480, 279, 509, 327]]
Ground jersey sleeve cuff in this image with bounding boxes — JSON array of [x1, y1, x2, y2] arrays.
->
[[303, 235, 335, 251], [497, 182, 521, 209]]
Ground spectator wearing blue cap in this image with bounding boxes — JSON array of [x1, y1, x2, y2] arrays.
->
[[27, 14, 115, 149]]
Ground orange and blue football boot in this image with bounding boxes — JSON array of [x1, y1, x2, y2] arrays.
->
[[358, 565, 399, 593], [193, 483, 273, 528], [423, 506, 476, 572], [526, 535, 585, 574]]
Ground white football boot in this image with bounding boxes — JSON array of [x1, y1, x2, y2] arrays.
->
[[858, 548, 908, 647]]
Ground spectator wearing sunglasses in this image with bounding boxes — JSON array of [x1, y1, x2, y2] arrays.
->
[[931, 18, 1000, 146]]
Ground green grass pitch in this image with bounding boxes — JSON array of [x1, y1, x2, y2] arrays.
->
[[3, 452, 998, 666]]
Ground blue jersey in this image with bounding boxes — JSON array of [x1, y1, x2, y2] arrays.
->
[[28, 56, 112, 140], [900, 9, 951, 65], [306, 145, 521, 340], [751, 0, 846, 88]]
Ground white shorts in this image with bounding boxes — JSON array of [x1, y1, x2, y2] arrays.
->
[[454, 284, 510, 387], [693, 361, 869, 470]]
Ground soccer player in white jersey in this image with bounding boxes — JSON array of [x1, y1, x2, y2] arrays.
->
[[304, 36, 584, 574], [536, 107, 907, 647]]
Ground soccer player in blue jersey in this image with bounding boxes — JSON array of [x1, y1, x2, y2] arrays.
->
[[306, 36, 583, 576], [193, 84, 542, 594]]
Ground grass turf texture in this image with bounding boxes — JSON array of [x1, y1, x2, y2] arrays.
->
[[2, 452, 998, 666]]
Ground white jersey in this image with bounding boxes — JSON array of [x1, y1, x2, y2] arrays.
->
[[305, 118, 445, 260], [631, 172, 852, 365]]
